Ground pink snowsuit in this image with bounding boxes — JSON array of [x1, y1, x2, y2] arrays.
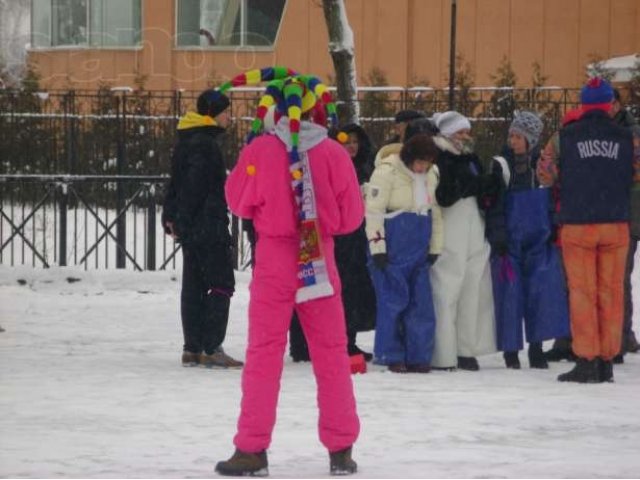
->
[[225, 121, 363, 453]]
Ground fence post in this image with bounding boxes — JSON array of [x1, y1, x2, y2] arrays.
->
[[116, 94, 127, 269], [146, 184, 156, 271], [58, 182, 68, 266]]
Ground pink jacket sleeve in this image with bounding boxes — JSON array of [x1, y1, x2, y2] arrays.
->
[[330, 143, 365, 235], [225, 142, 259, 219]]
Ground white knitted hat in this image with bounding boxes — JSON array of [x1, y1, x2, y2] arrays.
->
[[433, 111, 472, 137]]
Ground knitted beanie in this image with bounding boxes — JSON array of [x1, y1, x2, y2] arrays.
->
[[433, 111, 471, 137], [394, 109, 426, 124], [509, 111, 544, 148], [197, 89, 230, 117], [580, 77, 614, 110]]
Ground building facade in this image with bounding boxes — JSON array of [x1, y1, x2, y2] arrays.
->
[[27, 0, 640, 91]]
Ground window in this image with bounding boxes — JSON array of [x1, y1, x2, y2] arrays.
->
[[31, 0, 141, 48], [177, 0, 287, 48]]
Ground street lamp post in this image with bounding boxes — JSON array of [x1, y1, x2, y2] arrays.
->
[[448, 0, 457, 110]]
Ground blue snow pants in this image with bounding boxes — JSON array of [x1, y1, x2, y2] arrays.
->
[[491, 188, 570, 352], [369, 212, 436, 365]]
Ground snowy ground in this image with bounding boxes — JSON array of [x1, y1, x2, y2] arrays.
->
[[1, 265, 640, 479]]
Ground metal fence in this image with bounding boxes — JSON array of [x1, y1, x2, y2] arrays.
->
[[0, 86, 635, 270], [0, 174, 253, 271]]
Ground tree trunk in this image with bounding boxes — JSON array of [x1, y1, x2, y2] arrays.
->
[[321, 0, 359, 125]]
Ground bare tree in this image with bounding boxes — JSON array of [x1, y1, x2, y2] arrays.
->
[[321, 0, 359, 125]]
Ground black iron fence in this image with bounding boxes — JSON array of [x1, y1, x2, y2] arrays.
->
[[0, 86, 635, 270], [0, 174, 253, 271]]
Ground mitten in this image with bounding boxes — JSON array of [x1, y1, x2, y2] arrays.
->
[[372, 253, 388, 270], [492, 241, 509, 257]]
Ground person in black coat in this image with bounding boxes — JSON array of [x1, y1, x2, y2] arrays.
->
[[162, 89, 243, 369], [289, 123, 377, 362]]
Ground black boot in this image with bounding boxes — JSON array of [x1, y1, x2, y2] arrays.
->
[[612, 353, 625, 364], [215, 449, 269, 477], [457, 356, 479, 371], [598, 358, 614, 383], [625, 331, 639, 353], [544, 337, 577, 362], [528, 342, 548, 369], [503, 351, 521, 369], [557, 358, 601, 383], [348, 344, 373, 362], [329, 446, 357, 476]]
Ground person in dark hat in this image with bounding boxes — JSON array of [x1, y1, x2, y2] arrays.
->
[[538, 77, 636, 383], [162, 88, 243, 369], [612, 88, 640, 360], [385, 109, 426, 144]]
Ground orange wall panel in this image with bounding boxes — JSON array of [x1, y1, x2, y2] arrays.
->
[[509, 0, 545, 86], [27, 0, 640, 91], [474, 0, 511, 85], [578, 0, 611, 71], [410, 0, 444, 86], [609, 0, 638, 55], [543, 0, 580, 86], [454, 0, 478, 73]]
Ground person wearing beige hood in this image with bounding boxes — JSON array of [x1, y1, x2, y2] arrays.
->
[[366, 122, 443, 373]]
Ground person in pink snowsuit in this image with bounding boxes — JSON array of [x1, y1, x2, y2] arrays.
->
[[216, 79, 363, 477]]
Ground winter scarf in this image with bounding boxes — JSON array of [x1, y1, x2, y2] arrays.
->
[[275, 116, 334, 302]]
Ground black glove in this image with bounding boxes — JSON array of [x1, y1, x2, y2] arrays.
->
[[372, 253, 388, 270], [492, 241, 509, 257], [427, 253, 439, 265]]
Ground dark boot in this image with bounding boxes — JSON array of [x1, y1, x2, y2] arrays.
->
[[557, 358, 601, 383], [329, 446, 357, 476], [503, 351, 521, 369], [544, 337, 577, 362], [199, 346, 244, 369], [388, 363, 408, 373], [457, 356, 479, 371], [215, 449, 268, 477], [181, 350, 200, 367], [625, 331, 639, 353], [528, 342, 548, 369], [407, 363, 431, 373], [598, 358, 614, 383], [348, 344, 373, 362], [613, 353, 625, 364]]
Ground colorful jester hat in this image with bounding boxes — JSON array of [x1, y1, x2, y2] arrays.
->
[[216, 66, 298, 94], [222, 70, 339, 302], [249, 74, 338, 141]]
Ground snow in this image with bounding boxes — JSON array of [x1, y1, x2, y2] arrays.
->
[[328, 0, 355, 55], [587, 54, 640, 83], [2, 264, 640, 478]]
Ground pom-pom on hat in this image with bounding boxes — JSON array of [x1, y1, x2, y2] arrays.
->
[[509, 111, 544, 149], [580, 77, 614, 111], [432, 111, 471, 138]]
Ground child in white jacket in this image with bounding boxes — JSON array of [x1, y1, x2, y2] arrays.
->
[[366, 131, 443, 373]]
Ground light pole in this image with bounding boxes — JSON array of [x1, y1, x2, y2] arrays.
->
[[448, 0, 457, 110]]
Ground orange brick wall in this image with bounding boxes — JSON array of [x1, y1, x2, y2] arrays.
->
[[28, 0, 640, 90]]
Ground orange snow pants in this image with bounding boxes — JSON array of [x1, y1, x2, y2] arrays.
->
[[560, 223, 629, 360]]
